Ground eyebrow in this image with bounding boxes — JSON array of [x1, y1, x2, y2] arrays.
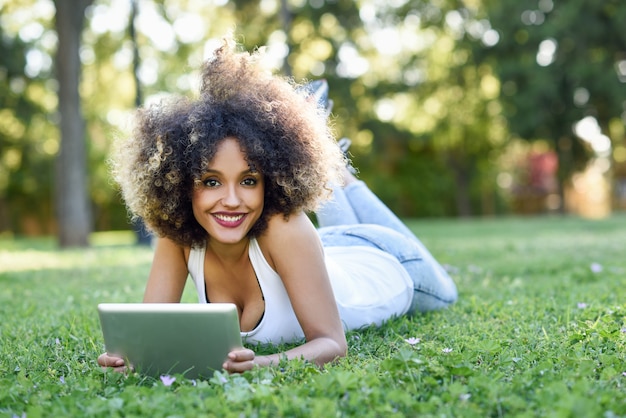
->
[[202, 167, 259, 175]]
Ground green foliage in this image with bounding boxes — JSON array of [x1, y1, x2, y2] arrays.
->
[[476, 0, 626, 184], [2, 216, 626, 416], [0, 2, 57, 234], [3, 0, 626, 234]]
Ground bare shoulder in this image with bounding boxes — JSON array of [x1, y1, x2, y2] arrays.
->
[[154, 236, 191, 262], [262, 212, 319, 245], [257, 212, 321, 268]]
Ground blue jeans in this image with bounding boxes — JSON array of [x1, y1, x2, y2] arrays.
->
[[316, 181, 458, 313]]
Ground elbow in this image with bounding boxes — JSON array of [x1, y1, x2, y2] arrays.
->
[[337, 338, 348, 359], [315, 336, 347, 368], [329, 336, 348, 364]]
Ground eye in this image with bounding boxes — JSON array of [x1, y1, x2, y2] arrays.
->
[[241, 177, 257, 186], [202, 178, 221, 188]]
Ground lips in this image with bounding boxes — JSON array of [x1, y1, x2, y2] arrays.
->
[[212, 213, 246, 228]]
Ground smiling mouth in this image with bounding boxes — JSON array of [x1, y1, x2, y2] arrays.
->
[[215, 213, 244, 222], [213, 213, 246, 226]]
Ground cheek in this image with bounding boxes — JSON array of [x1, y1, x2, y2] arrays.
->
[[190, 189, 210, 214], [190, 189, 200, 207], [254, 185, 265, 209]]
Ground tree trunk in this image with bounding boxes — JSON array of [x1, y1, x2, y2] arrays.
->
[[53, 0, 93, 247], [447, 153, 472, 217], [279, 0, 292, 77], [128, 0, 152, 245], [454, 168, 472, 217], [555, 135, 573, 215]]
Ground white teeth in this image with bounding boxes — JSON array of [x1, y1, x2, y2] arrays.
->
[[214, 214, 244, 222]]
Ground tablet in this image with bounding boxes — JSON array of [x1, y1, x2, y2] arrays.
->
[[98, 303, 242, 379]]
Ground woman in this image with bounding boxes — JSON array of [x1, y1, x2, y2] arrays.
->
[[98, 39, 457, 374]]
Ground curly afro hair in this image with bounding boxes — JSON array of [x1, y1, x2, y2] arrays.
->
[[112, 38, 346, 247]]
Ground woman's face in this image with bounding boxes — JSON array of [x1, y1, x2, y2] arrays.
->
[[191, 137, 264, 246]]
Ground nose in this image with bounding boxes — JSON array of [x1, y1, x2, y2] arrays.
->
[[221, 184, 241, 207]]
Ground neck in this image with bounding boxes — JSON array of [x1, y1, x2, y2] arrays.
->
[[206, 237, 251, 265]]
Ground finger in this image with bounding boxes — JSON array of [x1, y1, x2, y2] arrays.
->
[[98, 352, 125, 367], [100, 361, 134, 373], [223, 359, 255, 374], [228, 348, 255, 362]]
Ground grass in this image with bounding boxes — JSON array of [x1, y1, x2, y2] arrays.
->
[[1, 214, 626, 417]]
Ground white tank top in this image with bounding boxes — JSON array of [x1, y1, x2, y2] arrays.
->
[[187, 238, 412, 345]]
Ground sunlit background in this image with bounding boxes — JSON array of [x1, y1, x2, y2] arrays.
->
[[1, 0, 625, 243]]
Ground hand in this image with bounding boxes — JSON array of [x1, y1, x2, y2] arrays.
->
[[222, 347, 256, 373], [97, 352, 133, 373]]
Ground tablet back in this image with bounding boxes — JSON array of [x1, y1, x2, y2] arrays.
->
[[98, 303, 242, 379]]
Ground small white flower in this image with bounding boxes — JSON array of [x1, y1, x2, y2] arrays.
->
[[405, 337, 421, 345], [590, 262, 603, 273], [160, 375, 176, 386]]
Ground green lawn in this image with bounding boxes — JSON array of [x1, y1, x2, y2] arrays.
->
[[1, 215, 625, 417]]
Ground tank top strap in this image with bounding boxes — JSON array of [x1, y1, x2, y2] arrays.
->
[[188, 243, 208, 303]]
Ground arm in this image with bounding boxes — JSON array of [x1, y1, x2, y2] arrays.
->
[[142, 236, 189, 303], [98, 236, 189, 370], [223, 212, 347, 372]]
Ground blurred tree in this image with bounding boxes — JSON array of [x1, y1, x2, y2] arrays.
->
[[111, 0, 509, 218], [0, 1, 58, 235], [224, 0, 495, 217], [475, 0, 626, 212], [53, 0, 94, 247], [364, 1, 508, 216], [0, 0, 508, 231], [12, 0, 624, 235], [262, 0, 507, 217], [128, 0, 152, 245]]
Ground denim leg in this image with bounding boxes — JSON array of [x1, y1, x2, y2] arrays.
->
[[342, 181, 416, 240], [318, 224, 458, 313], [403, 248, 458, 313], [318, 180, 458, 313], [341, 181, 448, 284], [316, 185, 359, 227]]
